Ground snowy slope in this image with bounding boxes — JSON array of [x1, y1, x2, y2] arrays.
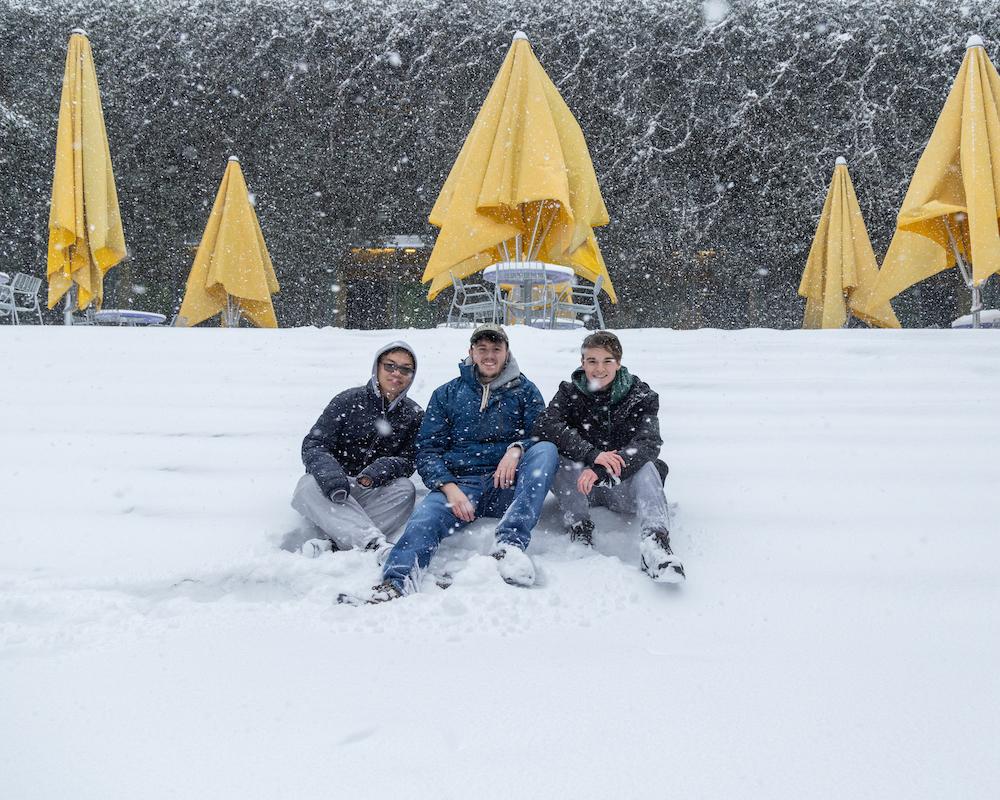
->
[[1, 326, 998, 799]]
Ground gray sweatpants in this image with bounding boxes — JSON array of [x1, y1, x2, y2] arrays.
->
[[289, 473, 416, 551], [551, 457, 670, 532]]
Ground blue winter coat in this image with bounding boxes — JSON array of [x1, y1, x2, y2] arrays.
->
[[416, 356, 545, 490]]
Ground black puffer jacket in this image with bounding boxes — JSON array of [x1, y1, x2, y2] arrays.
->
[[302, 342, 423, 499], [532, 366, 667, 485]]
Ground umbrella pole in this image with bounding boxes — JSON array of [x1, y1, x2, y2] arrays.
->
[[528, 204, 557, 262], [224, 295, 241, 327], [525, 201, 544, 263], [943, 217, 981, 328], [63, 284, 76, 326]]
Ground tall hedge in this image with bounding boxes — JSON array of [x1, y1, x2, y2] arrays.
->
[[2, 0, 998, 327]]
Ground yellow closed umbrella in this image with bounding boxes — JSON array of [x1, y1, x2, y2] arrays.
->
[[798, 157, 900, 329], [47, 29, 126, 320], [178, 157, 279, 327], [862, 35, 1000, 327], [423, 31, 616, 302]]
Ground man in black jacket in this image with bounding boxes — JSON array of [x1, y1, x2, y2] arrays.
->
[[532, 331, 685, 582], [288, 341, 423, 561]]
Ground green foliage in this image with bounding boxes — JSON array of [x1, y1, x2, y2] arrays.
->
[[1, 0, 997, 327]]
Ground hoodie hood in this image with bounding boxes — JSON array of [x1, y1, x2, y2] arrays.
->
[[370, 340, 417, 412], [460, 354, 522, 411]]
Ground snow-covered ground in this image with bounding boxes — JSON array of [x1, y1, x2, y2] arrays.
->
[[2, 325, 998, 798]]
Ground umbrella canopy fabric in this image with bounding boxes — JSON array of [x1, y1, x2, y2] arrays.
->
[[47, 30, 126, 312], [178, 158, 279, 328], [422, 32, 616, 302], [864, 37, 1000, 310], [798, 158, 900, 329]]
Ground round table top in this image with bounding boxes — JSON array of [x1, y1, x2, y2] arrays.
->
[[94, 309, 167, 325], [481, 261, 575, 283]]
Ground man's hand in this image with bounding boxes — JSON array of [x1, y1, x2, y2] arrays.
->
[[593, 451, 626, 477], [493, 446, 522, 489], [441, 483, 476, 522], [356, 475, 374, 488], [577, 468, 600, 495]]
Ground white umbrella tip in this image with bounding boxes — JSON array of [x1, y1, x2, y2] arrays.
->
[[967, 34, 985, 49], [71, 27, 88, 37], [512, 31, 529, 42], [228, 155, 240, 162], [835, 156, 848, 166]]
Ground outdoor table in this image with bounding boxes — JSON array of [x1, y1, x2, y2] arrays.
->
[[950, 309, 1000, 328], [481, 261, 575, 327], [93, 309, 167, 327]]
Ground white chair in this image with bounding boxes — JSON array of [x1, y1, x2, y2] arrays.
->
[[494, 262, 554, 327], [550, 274, 605, 329], [0, 282, 16, 324], [9, 272, 44, 324], [448, 272, 497, 326]]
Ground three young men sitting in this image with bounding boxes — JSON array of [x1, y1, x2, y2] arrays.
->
[[290, 325, 684, 602]]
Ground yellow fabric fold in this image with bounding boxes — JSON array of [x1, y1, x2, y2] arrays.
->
[[178, 160, 280, 327], [799, 161, 900, 328], [423, 36, 616, 302], [864, 42, 1000, 311], [47, 32, 126, 311]]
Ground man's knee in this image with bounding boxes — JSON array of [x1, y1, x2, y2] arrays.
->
[[408, 489, 452, 526], [399, 490, 460, 543], [634, 461, 662, 487], [383, 477, 417, 509], [523, 441, 559, 472], [290, 473, 327, 514]]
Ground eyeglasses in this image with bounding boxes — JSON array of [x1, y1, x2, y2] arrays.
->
[[380, 361, 414, 376]]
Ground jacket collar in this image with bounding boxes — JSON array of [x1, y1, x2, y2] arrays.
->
[[460, 355, 522, 411], [572, 366, 635, 406], [459, 354, 521, 391]]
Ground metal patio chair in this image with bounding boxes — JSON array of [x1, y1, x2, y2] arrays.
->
[[0, 282, 16, 324], [448, 272, 497, 326], [549, 274, 605, 329], [9, 272, 44, 324]]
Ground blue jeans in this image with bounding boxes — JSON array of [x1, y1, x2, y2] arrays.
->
[[383, 442, 558, 590]]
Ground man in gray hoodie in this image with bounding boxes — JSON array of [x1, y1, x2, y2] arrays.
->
[[287, 341, 424, 560]]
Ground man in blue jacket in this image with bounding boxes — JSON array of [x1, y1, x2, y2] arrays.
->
[[365, 324, 558, 602], [288, 341, 423, 561]]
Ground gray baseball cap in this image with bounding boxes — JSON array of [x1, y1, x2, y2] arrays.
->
[[469, 322, 509, 346]]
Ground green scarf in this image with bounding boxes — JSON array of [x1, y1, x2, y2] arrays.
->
[[572, 365, 635, 406]]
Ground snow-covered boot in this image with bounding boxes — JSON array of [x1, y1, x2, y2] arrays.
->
[[367, 580, 404, 603], [640, 529, 686, 583], [365, 536, 394, 565], [337, 579, 404, 606], [568, 518, 595, 546], [301, 537, 335, 558], [492, 542, 536, 587]]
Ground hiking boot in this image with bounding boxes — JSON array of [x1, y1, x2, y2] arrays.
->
[[640, 529, 686, 583], [367, 580, 404, 604], [568, 518, 595, 546], [491, 542, 536, 587], [301, 537, 335, 558], [336, 579, 405, 606], [365, 537, 394, 565]]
